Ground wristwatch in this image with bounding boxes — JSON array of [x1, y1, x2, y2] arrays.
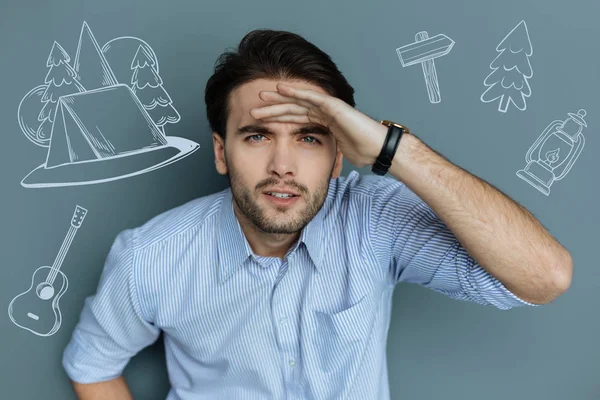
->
[[371, 120, 410, 176]]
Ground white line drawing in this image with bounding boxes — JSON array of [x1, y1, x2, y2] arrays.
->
[[37, 42, 86, 144], [102, 36, 160, 80], [8, 205, 87, 337], [17, 21, 200, 188], [396, 31, 454, 103], [516, 109, 587, 196], [73, 21, 118, 89], [18, 85, 56, 148], [481, 20, 533, 113], [130, 44, 180, 135]]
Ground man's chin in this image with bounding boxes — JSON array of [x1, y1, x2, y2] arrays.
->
[[259, 227, 301, 235], [255, 211, 309, 235]]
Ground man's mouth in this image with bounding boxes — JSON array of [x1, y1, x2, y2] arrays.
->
[[265, 192, 298, 199], [263, 191, 301, 206]]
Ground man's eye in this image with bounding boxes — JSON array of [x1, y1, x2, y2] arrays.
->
[[246, 134, 265, 142], [245, 134, 320, 144], [302, 136, 320, 144]]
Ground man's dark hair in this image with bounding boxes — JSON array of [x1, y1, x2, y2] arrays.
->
[[204, 29, 356, 141]]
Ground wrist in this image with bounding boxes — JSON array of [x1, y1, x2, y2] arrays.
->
[[393, 131, 419, 165], [369, 123, 389, 166], [388, 132, 426, 182], [370, 122, 417, 172]]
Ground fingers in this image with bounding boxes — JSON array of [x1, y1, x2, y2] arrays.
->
[[251, 83, 331, 125], [276, 83, 327, 107], [250, 103, 308, 119], [258, 90, 313, 110], [262, 114, 311, 123]]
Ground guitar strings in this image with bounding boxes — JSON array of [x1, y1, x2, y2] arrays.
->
[[46, 227, 76, 284], [47, 227, 74, 283]]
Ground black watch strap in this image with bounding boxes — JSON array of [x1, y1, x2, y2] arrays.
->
[[371, 123, 406, 176]]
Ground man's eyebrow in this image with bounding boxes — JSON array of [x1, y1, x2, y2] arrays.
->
[[235, 124, 331, 136]]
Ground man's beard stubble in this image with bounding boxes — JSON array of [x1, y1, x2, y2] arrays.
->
[[225, 157, 335, 235]]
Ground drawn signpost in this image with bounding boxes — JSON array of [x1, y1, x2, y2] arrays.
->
[[396, 31, 455, 103]]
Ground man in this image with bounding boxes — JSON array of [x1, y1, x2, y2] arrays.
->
[[62, 29, 572, 399]]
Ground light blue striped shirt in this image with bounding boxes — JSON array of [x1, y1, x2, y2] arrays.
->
[[62, 170, 537, 399]]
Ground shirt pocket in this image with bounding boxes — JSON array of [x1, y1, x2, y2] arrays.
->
[[314, 291, 376, 343], [311, 291, 378, 378]]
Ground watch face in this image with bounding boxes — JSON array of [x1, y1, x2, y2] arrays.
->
[[382, 120, 409, 133]]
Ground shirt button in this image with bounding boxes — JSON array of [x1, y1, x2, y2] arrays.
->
[[279, 317, 288, 326], [288, 358, 296, 367]]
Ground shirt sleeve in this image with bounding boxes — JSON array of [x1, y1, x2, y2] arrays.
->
[[62, 228, 161, 383], [367, 176, 540, 310]]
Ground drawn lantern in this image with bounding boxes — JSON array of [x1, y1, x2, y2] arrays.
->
[[516, 109, 587, 196]]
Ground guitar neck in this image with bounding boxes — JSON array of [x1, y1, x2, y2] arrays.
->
[[50, 225, 78, 273], [46, 205, 88, 282]]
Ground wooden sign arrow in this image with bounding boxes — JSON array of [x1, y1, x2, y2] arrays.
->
[[396, 32, 455, 103]]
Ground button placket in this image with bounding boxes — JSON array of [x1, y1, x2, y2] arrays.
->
[[270, 256, 303, 380]]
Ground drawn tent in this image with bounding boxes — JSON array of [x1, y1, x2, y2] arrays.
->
[[21, 21, 199, 188]]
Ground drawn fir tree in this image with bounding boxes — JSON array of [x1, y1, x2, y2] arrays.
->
[[130, 45, 180, 134], [480, 20, 533, 113], [37, 41, 85, 141]]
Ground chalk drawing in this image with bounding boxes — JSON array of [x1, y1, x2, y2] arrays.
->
[[8, 205, 88, 337], [396, 31, 454, 103], [17, 21, 200, 188], [481, 20, 533, 113], [516, 109, 587, 196]]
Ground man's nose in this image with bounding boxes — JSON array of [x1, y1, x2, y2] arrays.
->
[[267, 140, 296, 177]]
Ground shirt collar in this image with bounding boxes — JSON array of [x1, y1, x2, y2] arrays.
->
[[217, 182, 333, 284]]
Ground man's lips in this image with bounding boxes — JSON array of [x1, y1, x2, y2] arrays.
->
[[263, 192, 300, 206], [262, 188, 300, 196]]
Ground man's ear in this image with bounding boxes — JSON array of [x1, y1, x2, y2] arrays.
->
[[213, 132, 227, 175]]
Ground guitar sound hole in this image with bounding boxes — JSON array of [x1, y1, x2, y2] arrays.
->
[[36, 282, 55, 300]]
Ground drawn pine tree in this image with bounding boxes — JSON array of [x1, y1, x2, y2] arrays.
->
[[130, 45, 180, 134], [37, 41, 85, 141], [481, 20, 533, 113]]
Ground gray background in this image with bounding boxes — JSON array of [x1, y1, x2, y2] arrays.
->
[[1, 0, 598, 399]]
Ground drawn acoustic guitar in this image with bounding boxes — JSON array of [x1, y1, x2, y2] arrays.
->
[[8, 205, 88, 337]]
